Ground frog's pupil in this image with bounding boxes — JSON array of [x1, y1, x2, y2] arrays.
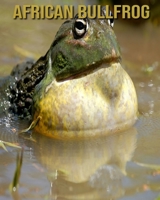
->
[[110, 11, 114, 24], [108, 11, 114, 27], [75, 21, 85, 30], [73, 17, 88, 39]]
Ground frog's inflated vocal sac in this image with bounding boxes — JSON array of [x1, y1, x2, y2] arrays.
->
[[2, 9, 138, 138]]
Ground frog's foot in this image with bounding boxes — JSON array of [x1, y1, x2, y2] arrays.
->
[[18, 115, 41, 134], [0, 140, 21, 151]]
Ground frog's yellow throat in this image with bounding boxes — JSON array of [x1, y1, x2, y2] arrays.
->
[[33, 62, 138, 139]]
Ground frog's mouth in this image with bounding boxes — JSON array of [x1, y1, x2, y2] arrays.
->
[[56, 58, 121, 82]]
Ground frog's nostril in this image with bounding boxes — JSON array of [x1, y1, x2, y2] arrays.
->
[[97, 30, 104, 38]]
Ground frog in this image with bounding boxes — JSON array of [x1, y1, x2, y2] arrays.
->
[[0, 7, 138, 140]]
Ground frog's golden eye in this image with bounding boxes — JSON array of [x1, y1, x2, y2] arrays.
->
[[73, 16, 89, 39], [108, 11, 114, 28]]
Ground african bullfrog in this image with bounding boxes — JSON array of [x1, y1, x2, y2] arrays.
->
[[0, 8, 138, 139]]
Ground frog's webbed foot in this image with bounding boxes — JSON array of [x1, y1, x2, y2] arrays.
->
[[0, 140, 21, 151], [18, 115, 41, 134]]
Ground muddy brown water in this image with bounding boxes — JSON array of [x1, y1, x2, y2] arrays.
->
[[0, 1, 160, 200]]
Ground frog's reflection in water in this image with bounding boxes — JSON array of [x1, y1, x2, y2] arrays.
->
[[33, 127, 137, 199]]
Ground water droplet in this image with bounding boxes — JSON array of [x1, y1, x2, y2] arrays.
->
[[148, 80, 154, 87]]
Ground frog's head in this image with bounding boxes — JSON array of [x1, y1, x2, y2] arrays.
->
[[47, 9, 121, 81]]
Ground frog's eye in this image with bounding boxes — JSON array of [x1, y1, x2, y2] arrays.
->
[[108, 11, 114, 28], [73, 17, 88, 39]]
